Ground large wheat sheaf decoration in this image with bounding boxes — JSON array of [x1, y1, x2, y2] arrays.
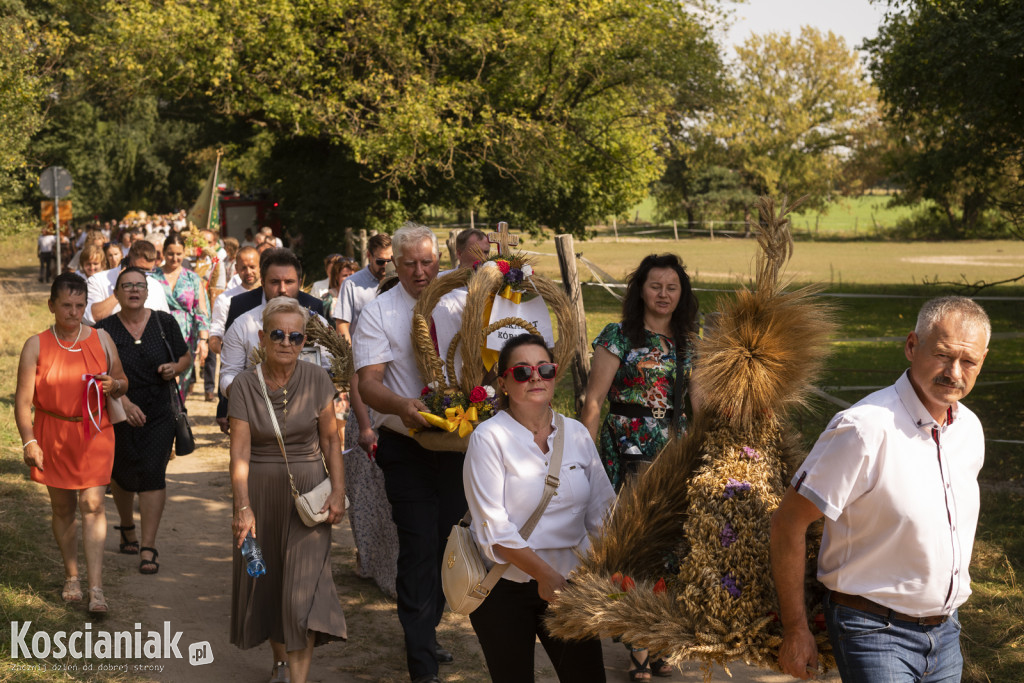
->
[[545, 196, 838, 678]]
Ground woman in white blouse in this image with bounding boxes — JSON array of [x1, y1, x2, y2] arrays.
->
[[464, 334, 616, 682]]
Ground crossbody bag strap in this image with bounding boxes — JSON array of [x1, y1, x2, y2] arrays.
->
[[474, 411, 567, 596], [153, 311, 185, 414], [255, 364, 301, 500]]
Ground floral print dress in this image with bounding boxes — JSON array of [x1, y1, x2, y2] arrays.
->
[[593, 322, 692, 491], [156, 267, 210, 395]]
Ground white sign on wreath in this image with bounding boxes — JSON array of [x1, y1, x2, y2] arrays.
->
[[486, 294, 555, 352]]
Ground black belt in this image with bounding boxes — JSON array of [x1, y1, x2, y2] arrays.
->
[[609, 402, 673, 420], [829, 591, 949, 626]]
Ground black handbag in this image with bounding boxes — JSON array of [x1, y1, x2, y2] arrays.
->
[[154, 312, 196, 456]]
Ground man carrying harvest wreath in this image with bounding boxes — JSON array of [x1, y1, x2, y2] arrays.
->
[[353, 222, 465, 683]]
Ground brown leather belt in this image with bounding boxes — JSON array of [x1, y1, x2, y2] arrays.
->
[[37, 407, 86, 422], [830, 591, 948, 626]]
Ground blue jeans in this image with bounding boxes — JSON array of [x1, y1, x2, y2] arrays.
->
[[825, 593, 963, 682]]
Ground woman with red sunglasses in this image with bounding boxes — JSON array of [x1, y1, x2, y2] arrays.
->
[[463, 334, 615, 682]]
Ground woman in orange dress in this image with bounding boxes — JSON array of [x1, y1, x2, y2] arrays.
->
[[15, 273, 128, 614]]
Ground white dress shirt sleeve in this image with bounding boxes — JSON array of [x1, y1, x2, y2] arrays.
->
[[352, 298, 393, 371], [84, 270, 114, 324], [219, 319, 249, 394], [793, 410, 883, 521], [209, 291, 232, 338], [465, 425, 529, 564], [335, 277, 357, 323]]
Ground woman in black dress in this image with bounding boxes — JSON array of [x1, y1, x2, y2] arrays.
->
[[96, 267, 190, 574]]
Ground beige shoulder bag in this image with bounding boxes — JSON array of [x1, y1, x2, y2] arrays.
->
[[256, 364, 346, 526], [442, 413, 566, 615]]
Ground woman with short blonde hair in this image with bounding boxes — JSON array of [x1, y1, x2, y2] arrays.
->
[[230, 296, 346, 683]]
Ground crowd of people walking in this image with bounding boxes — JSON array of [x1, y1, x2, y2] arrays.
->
[[15, 213, 992, 683]]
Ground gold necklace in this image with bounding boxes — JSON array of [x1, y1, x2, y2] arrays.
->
[[51, 324, 83, 352], [265, 371, 293, 414]]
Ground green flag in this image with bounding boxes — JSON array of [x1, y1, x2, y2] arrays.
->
[[186, 153, 221, 231]]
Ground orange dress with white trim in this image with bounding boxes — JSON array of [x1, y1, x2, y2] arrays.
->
[[31, 329, 115, 489]]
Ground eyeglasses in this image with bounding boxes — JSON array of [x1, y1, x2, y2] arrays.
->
[[268, 329, 306, 346], [374, 258, 392, 266], [501, 363, 558, 383], [119, 281, 148, 291]]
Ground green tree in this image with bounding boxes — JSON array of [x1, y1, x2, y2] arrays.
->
[[54, 0, 726, 236], [662, 26, 878, 220], [865, 0, 1024, 237], [0, 9, 62, 229]]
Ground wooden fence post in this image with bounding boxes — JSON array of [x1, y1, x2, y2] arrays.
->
[[343, 227, 354, 259], [446, 229, 463, 268], [672, 219, 679, 241], [358, 229, 368, 267], [612, 217, 618, 242], [555, 234, 591, 418]]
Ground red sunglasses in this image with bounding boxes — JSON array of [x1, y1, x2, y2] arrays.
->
[[501, 363, 558, 383]]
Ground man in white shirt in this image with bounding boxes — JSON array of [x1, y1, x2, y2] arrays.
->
[[83, 240, 170, 324], [38, 231, 57, 283], [354, 223, 464, 683], [205, 246, 260, 404], [771, 296, 991, 682]]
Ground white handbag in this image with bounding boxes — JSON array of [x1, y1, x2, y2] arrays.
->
[[256, 364, 347, 526], [442, 413, 566, 615]]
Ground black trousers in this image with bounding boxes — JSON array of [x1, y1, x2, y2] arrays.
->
[[469, 578, 606, 683], [375, 428, 466, 680], [202, 352, 217, 393]]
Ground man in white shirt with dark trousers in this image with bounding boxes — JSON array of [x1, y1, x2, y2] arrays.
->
[[771, 296, 990, 682], [353, 223, 463, 683]]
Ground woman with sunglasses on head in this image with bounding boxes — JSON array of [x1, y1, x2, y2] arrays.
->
[[464, 334, 615, 682], [95, 267, 191, 576], [579, 253, 699, 681], [228, 297, 347, 683]]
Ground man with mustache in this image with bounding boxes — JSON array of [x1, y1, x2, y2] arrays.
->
[[771, 296, 990, 682]]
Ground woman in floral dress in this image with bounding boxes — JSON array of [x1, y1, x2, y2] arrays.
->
[[155, 231, 210, 395], [580, 253, 699, 681]]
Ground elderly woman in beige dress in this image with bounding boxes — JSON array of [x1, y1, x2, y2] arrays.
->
[[229, 297, 347, 683]]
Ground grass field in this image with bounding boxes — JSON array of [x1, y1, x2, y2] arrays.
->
[[3, 228, 1023, 680], [609, 194, 933, 237]]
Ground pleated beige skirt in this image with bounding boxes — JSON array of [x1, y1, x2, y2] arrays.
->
[[230, 457, 347, 651]]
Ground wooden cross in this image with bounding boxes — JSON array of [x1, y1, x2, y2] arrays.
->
[[487, 221, 519, 256]]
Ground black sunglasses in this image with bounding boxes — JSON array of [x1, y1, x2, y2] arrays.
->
[[502, 363, 558, 383], [268, 329, 306, 346], [374, 258, 392, 266]]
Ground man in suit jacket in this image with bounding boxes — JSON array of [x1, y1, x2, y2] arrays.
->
[[215, 248, 325, 431], [224, 248, 324, 329]]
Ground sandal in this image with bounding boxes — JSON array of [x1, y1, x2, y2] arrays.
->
[[139, 547, 160, 575], [115, 524, 139, 554], [88, 587, 108, 614], [62, 577, 82, 603], [269, 660, 290, 683], [651, 657, 673, 677], [629, 647, 652, 682]]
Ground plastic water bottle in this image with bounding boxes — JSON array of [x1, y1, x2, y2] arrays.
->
[[241, 531, 266, 577]]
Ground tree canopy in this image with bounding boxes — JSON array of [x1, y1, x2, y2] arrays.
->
[[866, 0, 1024, 237], [21, 0, 728, 239], [657, 26, 878, 223]]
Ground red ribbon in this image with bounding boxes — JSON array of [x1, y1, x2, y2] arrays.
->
[[81, 373, 105, 439]]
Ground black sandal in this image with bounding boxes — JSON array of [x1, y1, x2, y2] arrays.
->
[[115, 525, 139, 554], [629, 648, 651, 682], [139, 547, 159, 574], [651, 657, 673, 677]]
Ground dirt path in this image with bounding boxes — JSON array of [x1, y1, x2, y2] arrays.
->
[[92, 395, 832, 683]]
